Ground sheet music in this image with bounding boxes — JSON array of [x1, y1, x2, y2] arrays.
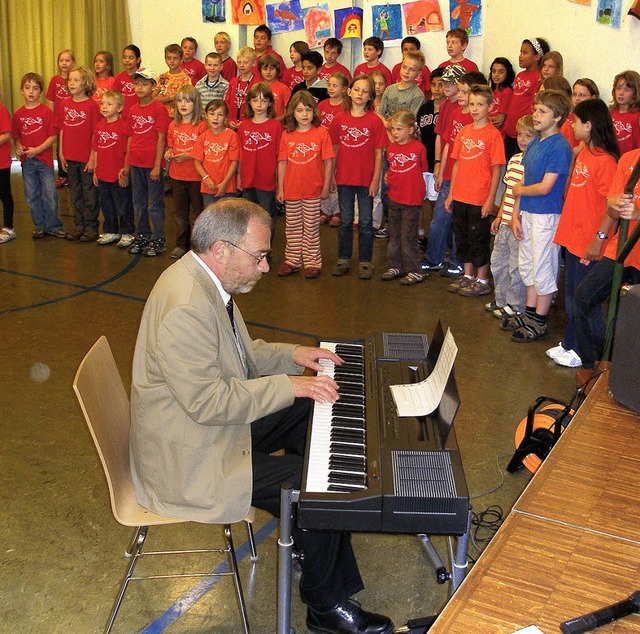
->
[[390, 328, 457, 417]]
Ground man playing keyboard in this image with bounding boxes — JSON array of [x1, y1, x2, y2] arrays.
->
[[130, 198, 393, 634]]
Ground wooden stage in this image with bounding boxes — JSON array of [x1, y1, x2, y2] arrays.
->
[[429, 375, 640, 634]]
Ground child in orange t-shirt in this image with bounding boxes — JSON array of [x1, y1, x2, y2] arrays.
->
[[276, 91, 334, 279], [191, 99, 240, 208], [166, 85, 208, 258], [445, 85, 505, 297]]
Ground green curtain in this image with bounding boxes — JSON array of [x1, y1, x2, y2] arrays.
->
[[0, 0, 131, 113]]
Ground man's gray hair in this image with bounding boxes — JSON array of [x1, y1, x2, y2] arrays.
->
[[191, 199, 272, 254]]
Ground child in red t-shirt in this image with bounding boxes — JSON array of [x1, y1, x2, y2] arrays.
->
[[382, 110, 427, 285], [113, 45, 141, 116], [330, 75, 387, 279], [446, 85, 506, 297], [180, 37, 207, 86], [354, 37, 392, 87], [238, 84, 283, 245], [123, 68, 171, 257], [214, 32, 237, 83], [225, 47, 259, 130], [92, 51, 116, 105], [319, 72, 348, 226], [12, 73, 65, 239], [46, 49, 75, 187], [257, 55, 291, 120], [58, 67, 101, 241], [165, 84, 207, 258], [277, 91, 334, 279], [90, 90, 134, 247], [609, 70, 640, 155], [192, 99, 240, 208], [282, 41, 309, 90]]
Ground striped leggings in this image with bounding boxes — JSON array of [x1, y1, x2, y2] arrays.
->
[[284, 198, 322, 269]]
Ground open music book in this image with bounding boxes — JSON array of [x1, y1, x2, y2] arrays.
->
[[390, 328, 458, 417]]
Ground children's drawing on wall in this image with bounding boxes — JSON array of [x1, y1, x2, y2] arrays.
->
[[449, 0, 482, 35], [372, 4, 403, 41], [231, 0, 266, 24], [568, 0, 591, 5], [402, 0, 444, 34], [596, 0, 623, 25], [335, 6, 363, 38], [203, 0, 226, 22], [302, 4, 332, 48], [267, 1, 304, 33], [629, 0, 640, 19]]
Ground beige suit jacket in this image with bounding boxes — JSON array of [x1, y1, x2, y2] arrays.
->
[[130, 252, 302, 523]]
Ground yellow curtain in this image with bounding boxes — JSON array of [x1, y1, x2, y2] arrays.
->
[[0, 0, 131, 113]]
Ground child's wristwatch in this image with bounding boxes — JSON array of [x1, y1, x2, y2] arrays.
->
[[596, 231, 608, 240]]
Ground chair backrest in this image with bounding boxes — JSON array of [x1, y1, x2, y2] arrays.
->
[[73, 336, 181, 527]]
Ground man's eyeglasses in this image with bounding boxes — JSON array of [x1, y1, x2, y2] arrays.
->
[[225, 241, 269, 265]]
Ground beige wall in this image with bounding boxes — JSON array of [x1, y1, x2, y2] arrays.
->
[[128, 0, 639, 97]]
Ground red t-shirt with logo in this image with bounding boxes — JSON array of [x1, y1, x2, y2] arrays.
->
[[127, 99, 171, 168], [353, 62, 392, 87], [191, 127, 240, 194], [92, 117, 132, 182], [58, 98, 101, 162], [329, 110, 388, 187], [181, 59, 207, 86], [610, 109, 640, 155], [167, 120, 208, 181], [220, 57, 238, 83], [319, 100, 344, 129], [0, 105, 12, 169], [503, 69, 540, 138], [387, 139, 427, 206], [282, 67, 304, 90], [278, 125, 334, 200], [113, 71, 137, 115], [319, 62, 352, 83], [450, 122, 506, 206], [45, 75, 71, 113], [442, 105, 473, 180], [238, 118, 283, 191], [12, 103, 57, 167]]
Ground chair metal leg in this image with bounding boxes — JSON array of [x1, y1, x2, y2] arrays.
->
[[246, 520, 258, 561], [106, 525, 148, 634], [225, 525, 250, 634]]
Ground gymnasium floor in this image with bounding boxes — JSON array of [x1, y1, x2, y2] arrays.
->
[[0, 164, 577, 633]]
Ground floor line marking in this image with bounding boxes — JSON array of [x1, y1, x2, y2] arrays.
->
[[139, 517, 278, 633]]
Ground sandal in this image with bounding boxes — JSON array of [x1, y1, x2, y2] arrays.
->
[[511, 316, 548, 342], [400, 272, 425, 286], [0, 227, 16, 243], [381, 268, 401, 281]]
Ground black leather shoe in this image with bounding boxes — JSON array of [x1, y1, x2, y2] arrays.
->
[[307, 600, 393, 634]]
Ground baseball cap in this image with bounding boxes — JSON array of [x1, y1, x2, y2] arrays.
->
[[133, 68, 157, 82], [441, 64, 465, 84]]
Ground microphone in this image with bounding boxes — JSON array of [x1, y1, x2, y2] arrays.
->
[[560, 591, 640, 634]]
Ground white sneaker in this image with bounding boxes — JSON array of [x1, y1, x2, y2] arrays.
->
[[117, 234, 135, 249], [0, 227, 16, 243], [554, 349, 582, 368], [97, 233, 120, 245], [545, 343, 567, 360]]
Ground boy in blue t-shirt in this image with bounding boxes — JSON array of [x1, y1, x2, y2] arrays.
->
[[508, 90, 572, 342]]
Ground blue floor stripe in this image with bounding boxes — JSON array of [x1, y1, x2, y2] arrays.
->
[[139, 517, 278, 633]]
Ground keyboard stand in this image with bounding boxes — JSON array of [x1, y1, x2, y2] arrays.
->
[[276, 483, 472, 634]]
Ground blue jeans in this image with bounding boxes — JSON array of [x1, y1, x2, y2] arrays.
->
[[130, 166, 165, 239], [98, 179, 134, 235], [562, 251, 598, 353], [337, 185, 373, 262], [573, 257, 640, 369], [203, 191, 238, 208], [243, 188, 276, 244], [425, 180, 458, 266], [22, 158, 62, 232]]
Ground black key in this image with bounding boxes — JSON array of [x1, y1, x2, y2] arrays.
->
[[330, 442, 365, 456]]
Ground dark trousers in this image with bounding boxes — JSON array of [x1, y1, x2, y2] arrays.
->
[[452, 201, 491, 268], [67, 160, 99, 232], [251, 398, 364, 610], [574, 256, 640, 369], [0, 167, 14, 228], [98, 179, 134, 235], [173, 179, 204, 251], [387, 200, 422, 274]]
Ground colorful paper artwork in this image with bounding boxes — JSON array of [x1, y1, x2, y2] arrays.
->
[[266, 1, 304, 33], [302, 4, 332, 48], [372, 4, 403, 41], [231, 0, 266, 24], [402, 0, 444, 34], [629, 0, 640, 19], [596, 0, 623, 26], [335, 7, 363, 38], [568, 0, 591, 5], [449, 0, 482, 35], [202, 0, 226, 23]]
